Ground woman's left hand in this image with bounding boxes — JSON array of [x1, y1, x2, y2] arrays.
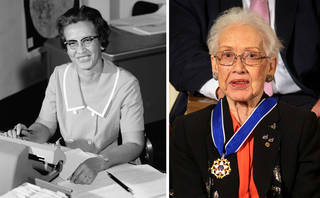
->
[[69, 157, 108, 184]]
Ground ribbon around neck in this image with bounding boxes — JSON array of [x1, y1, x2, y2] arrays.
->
[[211, 97, 277, 158]]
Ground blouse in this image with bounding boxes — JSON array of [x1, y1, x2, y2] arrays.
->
[[36, 58, 144, 154]]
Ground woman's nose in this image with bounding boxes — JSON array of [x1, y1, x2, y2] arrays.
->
[[233, 56, 246, 72], [75, 43, 86, 53]]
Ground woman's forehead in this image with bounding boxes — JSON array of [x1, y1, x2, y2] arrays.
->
[[218, 24, 264, 50], [63, 21, 96, 39]]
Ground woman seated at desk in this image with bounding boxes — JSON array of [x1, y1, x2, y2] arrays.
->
[[170, 8, 320, 198], [4, 5, 145, 185]]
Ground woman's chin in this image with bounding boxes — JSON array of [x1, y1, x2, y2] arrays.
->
[[76, 62, 94, 70], [226, 90, 252, 102]]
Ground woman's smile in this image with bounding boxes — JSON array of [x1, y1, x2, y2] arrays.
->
[[76, 55, 91, 63]]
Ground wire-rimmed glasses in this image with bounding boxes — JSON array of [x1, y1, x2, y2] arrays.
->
[[214, 50, 269, 66]]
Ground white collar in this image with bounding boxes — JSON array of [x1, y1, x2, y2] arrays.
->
[[62, 59, 120, 118]]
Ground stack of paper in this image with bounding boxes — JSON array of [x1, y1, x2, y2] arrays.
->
[[108, 164, 166, 198], [1, 183, 67, 198], [56, 163, 166, 197]]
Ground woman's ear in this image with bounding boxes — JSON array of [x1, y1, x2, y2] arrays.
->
[[211, 55, 218, 74], [267, 56, 277, 76]]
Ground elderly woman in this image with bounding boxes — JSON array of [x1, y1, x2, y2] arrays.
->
[[170, 7, 320, 198], [5, 6, 144, 184]]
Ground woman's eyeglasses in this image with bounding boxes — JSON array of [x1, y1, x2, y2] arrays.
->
[[214, 50, 269, 66], [64, 35, 99, 50]]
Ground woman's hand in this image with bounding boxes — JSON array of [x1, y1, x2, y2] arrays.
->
[[3, 123, 52, 143], [4, 123, 29, 139], [69, 157, 108, 185]]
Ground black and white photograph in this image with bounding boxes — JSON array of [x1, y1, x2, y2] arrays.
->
[[0, 0, 166, 197]]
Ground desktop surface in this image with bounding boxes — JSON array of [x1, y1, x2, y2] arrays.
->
[[105, 27, 165, 61]]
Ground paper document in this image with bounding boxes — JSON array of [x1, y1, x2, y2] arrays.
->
[[72, 184, 132, 198], [108, 164, 166, 198], [59, 148, 98, 180], [57, 171, 114, 196], [55, 163, 165, 197], [1, 183, 67, 198]]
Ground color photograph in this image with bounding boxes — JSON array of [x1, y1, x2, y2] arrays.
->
[[0, 1, 166, 197]]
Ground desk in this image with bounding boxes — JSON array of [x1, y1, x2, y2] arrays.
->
[[43, 27, 166, 124], [2, 164, 166, 198]]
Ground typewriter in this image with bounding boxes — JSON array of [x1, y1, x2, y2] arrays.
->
[[0, 133, 66, 195]]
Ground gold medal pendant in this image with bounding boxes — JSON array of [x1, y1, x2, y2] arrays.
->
[[210, 156, 231, 179]]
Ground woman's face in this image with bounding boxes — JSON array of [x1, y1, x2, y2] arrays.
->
[[63, 21, 102, 71], [211, 24, 277, 103]]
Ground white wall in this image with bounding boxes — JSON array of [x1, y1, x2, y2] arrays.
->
[[0, 0, 45, 100]]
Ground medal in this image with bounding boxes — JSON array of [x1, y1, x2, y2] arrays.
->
[[210, 155, 231, 179], [210, 97, 277, 179]]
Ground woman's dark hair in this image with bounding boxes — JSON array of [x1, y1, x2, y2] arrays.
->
[[57, 5, 110, 49]]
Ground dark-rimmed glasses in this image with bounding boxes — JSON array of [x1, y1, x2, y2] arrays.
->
[[214, 50, 269, 66], [64, 35, 99, 50]]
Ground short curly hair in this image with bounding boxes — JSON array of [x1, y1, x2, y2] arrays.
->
[[207, 7, 283, 57], [57, 5, 110, 50]]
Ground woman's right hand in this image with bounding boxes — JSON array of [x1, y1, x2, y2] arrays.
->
[[3, 122, 51, 143], [4, 123, 30, 139]]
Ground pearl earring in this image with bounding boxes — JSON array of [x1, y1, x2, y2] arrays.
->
[[212, 72, 218, 80]]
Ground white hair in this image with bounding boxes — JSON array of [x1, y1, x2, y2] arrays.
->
[[207, 7, 283, 56]]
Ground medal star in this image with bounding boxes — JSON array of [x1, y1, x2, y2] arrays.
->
[[211, 158, 231, 179]]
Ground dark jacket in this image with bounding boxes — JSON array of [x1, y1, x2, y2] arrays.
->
[[170, 99, 320, 198]]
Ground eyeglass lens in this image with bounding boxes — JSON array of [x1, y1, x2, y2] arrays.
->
[[217, 51, 265, 66], [65, 36, 98, 49]]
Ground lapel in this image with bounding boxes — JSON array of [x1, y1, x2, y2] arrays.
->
[[63, 63, 85, 112], [206, 98, 240, 197], [252, 100, 281, 196], [275, 0, 298, 54], [85, 60, 119, 117]]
